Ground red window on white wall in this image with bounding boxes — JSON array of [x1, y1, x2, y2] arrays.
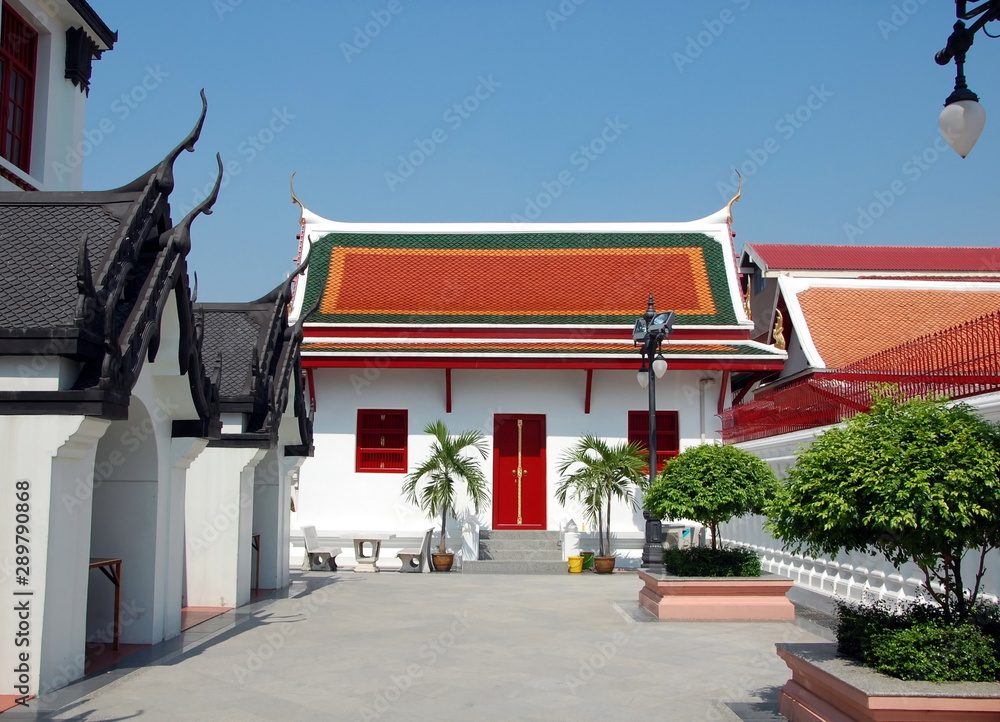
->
[[628, 410, 679, 474], [356, 410, 407, 473], [1, 3, 37, 173]]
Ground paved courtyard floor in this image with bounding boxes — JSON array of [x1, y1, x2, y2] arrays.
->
[[7, 571, 834, 722]]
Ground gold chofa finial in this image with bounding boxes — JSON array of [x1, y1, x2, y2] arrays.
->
[[772, 309, 786, 351], [726, 168, 742, 223], [290, 171, 305, 221]]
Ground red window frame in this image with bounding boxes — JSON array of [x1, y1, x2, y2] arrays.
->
[[628, 410, 679, 474], [356, 410, 408, 473], [1, 2, 37, 173]]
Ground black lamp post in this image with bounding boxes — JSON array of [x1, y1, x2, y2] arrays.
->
[[633, 294, 675, 568], [935, 1, 999, 157]]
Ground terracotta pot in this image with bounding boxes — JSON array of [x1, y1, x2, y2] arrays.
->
[[431, 552, 454, 572], [593, 555, 616, 574]]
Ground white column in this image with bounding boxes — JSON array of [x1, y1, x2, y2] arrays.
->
[[185, 447, 267, 607], [0, 416, 110, 696]]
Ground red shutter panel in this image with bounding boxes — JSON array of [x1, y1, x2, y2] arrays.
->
[[628, 410, 679, 474], [356, 410, 408, 472], [0, 4, 37, 173]]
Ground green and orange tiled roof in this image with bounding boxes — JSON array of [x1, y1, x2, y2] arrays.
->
[[302, 232, 739, 326], [301, 340, 777, 357]]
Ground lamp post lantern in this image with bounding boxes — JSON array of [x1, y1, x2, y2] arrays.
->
[[936, 1, 999, 157], [633, 294, 675, 568]]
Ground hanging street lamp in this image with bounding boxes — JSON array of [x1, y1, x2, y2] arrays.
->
[[936, 1, 999, 157], [633, 294, 675, 567]]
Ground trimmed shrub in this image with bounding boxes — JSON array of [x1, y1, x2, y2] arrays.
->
[[662, 546, 761, 577], [835, 598, 923, 660], [868, 621, 998, 682]]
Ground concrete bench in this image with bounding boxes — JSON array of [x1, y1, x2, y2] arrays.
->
[[397, 528, 434, 573], [300, 525, 342, 571]]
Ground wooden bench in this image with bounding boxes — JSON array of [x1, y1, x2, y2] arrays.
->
[[397, 528, 434, 573], [300, 525, 342, 571]]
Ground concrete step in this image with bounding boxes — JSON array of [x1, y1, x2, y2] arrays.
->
[[478, 537, 560, 551], [462, 560, 568, 575], [478, 547, 562, 561], [480, 530, 560, 541]]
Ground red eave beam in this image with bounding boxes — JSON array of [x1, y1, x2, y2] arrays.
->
[[302, 356, 785, 372]]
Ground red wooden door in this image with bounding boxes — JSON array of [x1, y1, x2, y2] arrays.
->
[[492, 414, 546, 529]]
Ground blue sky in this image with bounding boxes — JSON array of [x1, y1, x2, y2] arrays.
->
[[81, 1, 1000, 302]]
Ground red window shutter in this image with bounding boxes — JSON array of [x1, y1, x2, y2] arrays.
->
[[628, 410, 679, 474], [356, 410, 408, 473], [1, 3, 37, 173]]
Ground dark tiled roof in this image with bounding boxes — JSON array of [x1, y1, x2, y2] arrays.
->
[[303, 232, 739, 326], [201, 310, 262, 397], [0, 202, 128, 328]]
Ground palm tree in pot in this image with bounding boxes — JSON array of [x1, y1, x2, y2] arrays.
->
[[402, 420, 489, 571], [556, 436, 646, 573]]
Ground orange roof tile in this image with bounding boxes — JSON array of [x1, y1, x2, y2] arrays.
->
[[795, 287, 1000, 368], [302, 232, 739, 326]]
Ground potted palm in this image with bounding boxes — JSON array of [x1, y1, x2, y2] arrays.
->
[[556, 436, 646, 573], [402, 420, 489, 571]]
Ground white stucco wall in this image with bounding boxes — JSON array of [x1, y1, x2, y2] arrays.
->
[[293, 365, 724, 564], [0, 0, 102, 192]]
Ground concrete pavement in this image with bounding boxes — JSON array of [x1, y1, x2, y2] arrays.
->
[[6, 571, 833, 721]]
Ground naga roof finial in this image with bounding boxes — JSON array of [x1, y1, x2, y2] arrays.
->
[[726, 168, 742, 224]]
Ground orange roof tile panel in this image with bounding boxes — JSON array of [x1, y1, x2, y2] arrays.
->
[[796, 287, 1000, 368]]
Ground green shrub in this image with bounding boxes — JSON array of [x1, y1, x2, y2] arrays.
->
[[835, 598, 922, 660], [868, 621, 998, 682], [662, 546, 761, 577]]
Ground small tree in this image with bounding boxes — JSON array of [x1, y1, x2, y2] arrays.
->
[[644, 443, 778, 550], [556, 436, 647, 557], [767, 395, 1000, 623], [402, 420, 490, 554]]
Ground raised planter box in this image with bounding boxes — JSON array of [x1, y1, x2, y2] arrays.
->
[[637, 569, 795, 621], [776, 642, 1000, 722]]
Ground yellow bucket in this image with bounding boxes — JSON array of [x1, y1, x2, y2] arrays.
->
[[568, 556, 584, 573]]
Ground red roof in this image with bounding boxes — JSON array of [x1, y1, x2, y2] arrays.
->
[[747, 244, 1000, 274]]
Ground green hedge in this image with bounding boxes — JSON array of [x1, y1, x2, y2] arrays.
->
[[836, 598, 1000, 682], [662, 547, 761, 577]]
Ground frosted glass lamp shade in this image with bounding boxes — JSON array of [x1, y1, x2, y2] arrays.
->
[[637, 369, 649, 389], [939, 99, 986, 158], [652, 356, 667, 378]]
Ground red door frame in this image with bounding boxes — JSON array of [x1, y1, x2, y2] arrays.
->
[[492, 414, 546, 530]]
